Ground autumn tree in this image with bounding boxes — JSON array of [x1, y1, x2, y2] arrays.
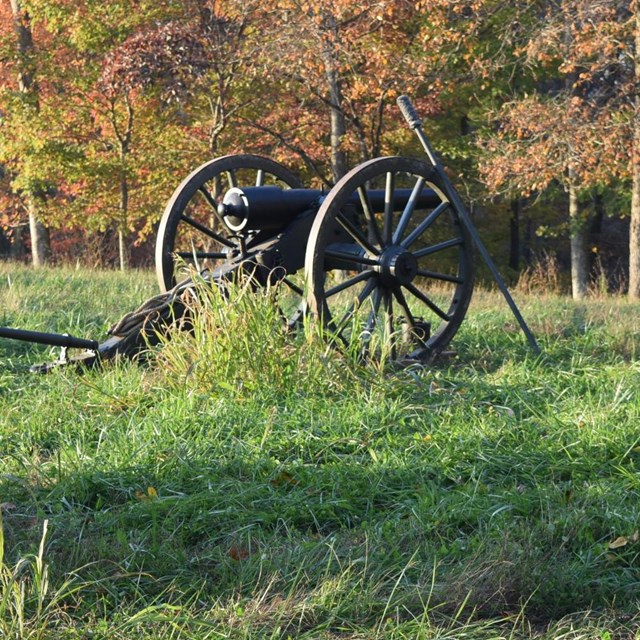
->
[[8, 1, 215, 269], [91, 20, 213, 269], [181, 0, 265, 157], [402, 0, 545, 272], [480, 0, 640, 299], [632, 1, 640, 299], [246, 0, 438, 184], [0, 0, 51, 265]]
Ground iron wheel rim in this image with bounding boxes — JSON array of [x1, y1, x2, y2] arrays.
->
[[305, 156, 474, 362]]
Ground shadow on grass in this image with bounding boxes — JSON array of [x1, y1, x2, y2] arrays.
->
[[2, 401, 638, 629]]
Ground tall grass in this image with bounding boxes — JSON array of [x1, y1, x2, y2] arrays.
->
[[153, 275, 370, 400], [0, 513, 84, 639]]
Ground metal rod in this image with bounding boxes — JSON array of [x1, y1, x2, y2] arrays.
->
[[397, 95, 541, 355], [0, 326, 99, 351]]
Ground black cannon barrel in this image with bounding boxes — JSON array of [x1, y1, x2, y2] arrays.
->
[[220, 187, 322, 232], [0, 326, 99, 351], [219, 186, 441, 232], [364, 188, 440, 209]]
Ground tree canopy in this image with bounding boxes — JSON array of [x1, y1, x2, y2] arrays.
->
[[0, 0, 637, 297]]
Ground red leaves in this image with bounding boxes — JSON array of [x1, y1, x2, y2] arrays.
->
[[228, 544, 250, 561], [479, 1, 638, 198], [100, 21, 213, 101]]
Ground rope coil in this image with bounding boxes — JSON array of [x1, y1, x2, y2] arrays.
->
[[108, 279, 196, 338]]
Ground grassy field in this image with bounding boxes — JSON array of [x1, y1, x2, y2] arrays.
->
[[0, 263, 638, 639]]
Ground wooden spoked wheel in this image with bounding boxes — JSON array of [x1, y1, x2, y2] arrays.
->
[[155, 154, 303, 292], [305, 156, 474, 362]]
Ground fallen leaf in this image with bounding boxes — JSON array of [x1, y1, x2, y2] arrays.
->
[[270, 471, 298, 487], [608, 536, 629, 549], [228, 545, 249, 561]]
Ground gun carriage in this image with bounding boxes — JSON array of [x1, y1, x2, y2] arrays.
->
[[0, 97, 537, 371]]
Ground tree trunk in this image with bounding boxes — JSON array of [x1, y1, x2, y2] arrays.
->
[[9, 0, 51, 266], [118, 227, 128, 271], [590, 191, 605, 283], [630, 166, 640, 299], [509, 198, 521, 271], [320, 16, 348, 182], [569, 182, 589, 300], [630, 6, 640, 299], [118, 168, 129, 271], [325, 66, 348, 181], [28, 209, 51, 266]]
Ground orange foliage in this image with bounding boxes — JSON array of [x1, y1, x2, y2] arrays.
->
[[480, 0, 636, 197]]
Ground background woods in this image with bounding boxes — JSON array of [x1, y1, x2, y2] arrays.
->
[[0, 0, 637, 299]]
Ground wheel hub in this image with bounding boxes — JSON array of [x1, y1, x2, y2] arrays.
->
[[375, 246, 418, 286]]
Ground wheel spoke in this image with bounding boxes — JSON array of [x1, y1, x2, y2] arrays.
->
[[357, 186, 384, 247], [198, 185, 219, 213], [394, 285, 431, 349], [255, 169, 265, 187], [325, 249, 379, 268], [383, 171, 395, 245], [413, 237, 464, 259], [283, 278, 303, 295], [336, 213, 380, 256], [404, 283, 451, 321], [361, 287, 382, 357], [392, 286, 417, 328], [180, 214, 236, 248], [364, 287, 382, 335], [226, 170, 238, 188], [416, 268, 463, 284], [392, 176, 425, 244], [401, 202, 450, 249], [383, 289, 396, 360], [335, 278, 377, 332], [176, 251, 228, 260], [325, 270, 374, 297]]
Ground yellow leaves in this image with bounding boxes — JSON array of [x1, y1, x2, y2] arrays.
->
[[608, 531, 639, 550], [135, 486, 158, 502]]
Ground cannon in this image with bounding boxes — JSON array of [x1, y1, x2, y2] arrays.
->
[[0, 97, 538, 371]]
